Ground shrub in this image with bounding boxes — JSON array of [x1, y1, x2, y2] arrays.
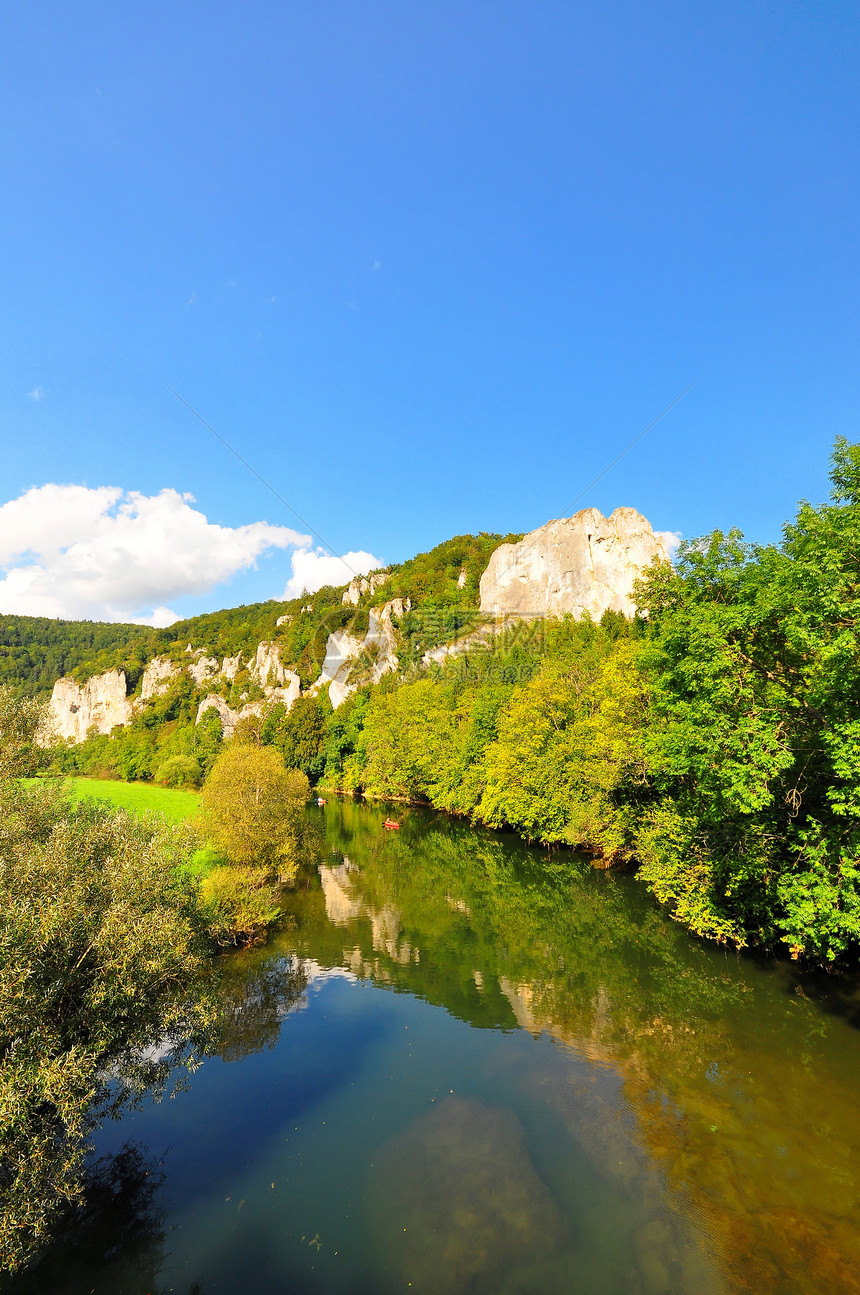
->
[[154, 754, 202, 789]]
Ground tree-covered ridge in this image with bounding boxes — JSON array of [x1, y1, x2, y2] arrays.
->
[[0, 616, 156, 697], [0, 531, 523, 697], [18, 445, 860, 963], [379, 531, 523, 610]]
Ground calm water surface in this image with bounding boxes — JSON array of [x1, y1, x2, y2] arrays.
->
[[18, 801, 860, 1294]]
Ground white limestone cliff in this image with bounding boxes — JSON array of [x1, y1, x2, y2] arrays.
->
[[342, 572, 389, 606], [50, 670, 132, 743], [188, 652, 220, 686], [313, 628, 366, 709], [196, 694, 240, 738], [479, 507, 669, 620], [314, 600, 403, 709], [195, 672, 300, 739], [139, 656, 179, 701], [249, 641, 291, 689]]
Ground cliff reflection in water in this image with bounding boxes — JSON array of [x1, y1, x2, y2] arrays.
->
[[280, 800, 860, 1295]]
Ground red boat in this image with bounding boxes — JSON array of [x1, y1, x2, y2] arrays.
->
[[383, 818, 400, 830]]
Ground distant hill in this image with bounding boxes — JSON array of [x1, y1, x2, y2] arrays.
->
[[0, 530, 522, 696]]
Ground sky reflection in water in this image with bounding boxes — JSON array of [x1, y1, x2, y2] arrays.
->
[[16, 800, 860, 1295]]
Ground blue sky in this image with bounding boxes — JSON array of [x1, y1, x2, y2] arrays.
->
[[1, 1, 857, 622]]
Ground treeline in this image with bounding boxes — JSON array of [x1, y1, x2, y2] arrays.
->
[[265, 439, 860, 964], [0, 616, 155, 696], [41, 441, 860, 961]]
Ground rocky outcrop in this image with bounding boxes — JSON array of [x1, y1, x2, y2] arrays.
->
[[196, 693, 238, 737], [265, 673, 301, 710], [188, 652, 219, 687], [314, 600, 404, 709], [140, 656, 179, 701], [479, 507, 669, 620], [364, 604, 401, 680], [421, 618, 517, 669], [342, 572, 389, 606], [50, 670, 132, 742], [219, 654, 241, 682], [249, 642, 291, 689], [314, 629, 366, 709], [194, 653, 301, 736]]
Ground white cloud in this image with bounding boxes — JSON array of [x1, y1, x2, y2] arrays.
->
[[28, 388, 43, 401], [0, 484, 307, 623], [128, 606, 182, 628], [657, 530, 683, 559], [284, 547, 384, 599]]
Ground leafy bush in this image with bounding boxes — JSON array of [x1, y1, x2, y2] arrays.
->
[[196, 865, 282, 947], [154, 754, 202, 789], [200, 744, 311, 876]]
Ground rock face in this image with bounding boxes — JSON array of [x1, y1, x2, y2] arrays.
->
[[342, 571, 388, 606], [479, 507, 669, 620], [315, 600, 404, 709], [249, 642, 291, 689], [196, 693, 239, 738], [187, 652, 220, 687], [139, 656, 179, 701], [314, 629, 366, 709], [50, 670, 132, 742]]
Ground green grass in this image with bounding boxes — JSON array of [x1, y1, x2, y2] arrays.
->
[[65, 777, 201, 823]]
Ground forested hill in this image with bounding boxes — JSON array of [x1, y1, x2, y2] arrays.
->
[[0, 530, 522, 695], [0, 615, 155, 697]]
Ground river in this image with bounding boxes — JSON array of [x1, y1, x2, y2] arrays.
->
[[15, 800, 860, 1294]]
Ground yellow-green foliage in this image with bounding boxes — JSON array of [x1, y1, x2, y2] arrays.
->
[[0, 774, 210, 1270], [197, 864, 282, 947], [200, 743, 310, 876], [353, 628, 649, 857], [478, 640, 648, 854]]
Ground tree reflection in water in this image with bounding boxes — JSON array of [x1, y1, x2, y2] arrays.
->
[[282, 800, 860, 1295], [208, 950, 308, 1063], [2, 951, 308, 1291], [0, 1141, 177, 1295]]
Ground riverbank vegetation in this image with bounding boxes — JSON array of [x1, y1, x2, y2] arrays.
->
[[0, 693, 318, 1272], [305, 438, 860, 963], [9, 439, 860, 964], [342, 440, 860, 962]]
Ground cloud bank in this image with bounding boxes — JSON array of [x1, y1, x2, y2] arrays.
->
[[283, 547, 385, 599], [0, 484, 381, 625]]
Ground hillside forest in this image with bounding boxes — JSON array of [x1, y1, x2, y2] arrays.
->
[[7, 439, 860, 964]]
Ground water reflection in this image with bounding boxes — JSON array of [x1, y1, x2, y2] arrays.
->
[[279, 800, 860, 1294], [10, 800, 860, 1294], [0, 1142, 183, 1295], [3, 950, 309, 1291], [209, 952, 308, 1062]]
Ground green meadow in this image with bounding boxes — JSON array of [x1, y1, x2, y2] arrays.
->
[[64, 776, 201, 823]]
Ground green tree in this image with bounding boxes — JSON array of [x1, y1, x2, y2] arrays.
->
[[154, 754, 202, 788], [262, 693, 330, 782], [200, 744, 311, 875], [0, 690, 211, 1270], [635, 438, 860, 960], [478, 639, 648, 853]]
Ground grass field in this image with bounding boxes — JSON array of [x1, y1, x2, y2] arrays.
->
[[65, 777, 201, 823]]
